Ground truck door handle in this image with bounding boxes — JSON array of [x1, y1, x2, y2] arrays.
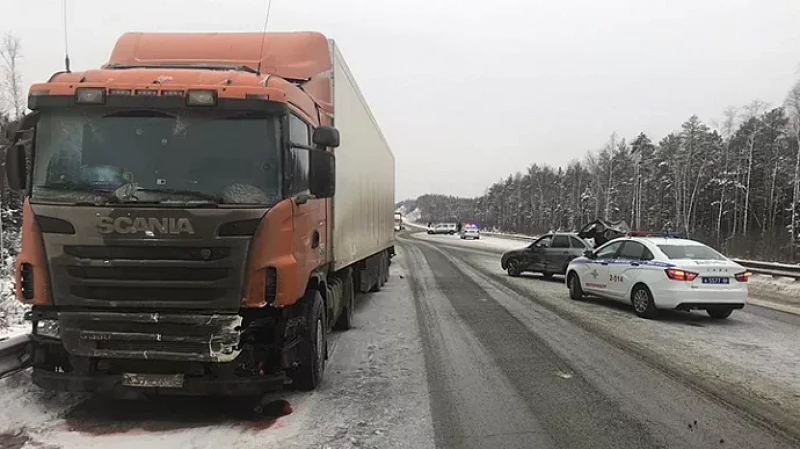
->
[[311, 230, 320, 249]]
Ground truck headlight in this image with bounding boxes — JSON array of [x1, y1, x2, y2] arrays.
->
[[34, 320, 60, 339]]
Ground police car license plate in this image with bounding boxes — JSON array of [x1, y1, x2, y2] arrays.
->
[[122, 373, 184, 388], [702, 277, 729, 284]]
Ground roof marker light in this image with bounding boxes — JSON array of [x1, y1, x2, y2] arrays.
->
[[187, 89, 217, 106], [75, 87, 105, 104]]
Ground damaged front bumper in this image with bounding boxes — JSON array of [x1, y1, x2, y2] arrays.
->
[[26, 309, 287, 396], [31, 366, 286, 396], [53, 310, 242, 363]]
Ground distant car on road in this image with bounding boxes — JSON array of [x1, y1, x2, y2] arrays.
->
[[429, 223, 457, 235], [565, 236, 749, 319], [501, 233, 591, 279], [460, 224, 480, 240]]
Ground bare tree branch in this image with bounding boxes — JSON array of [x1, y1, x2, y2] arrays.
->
[[0, 34, 24, 119]]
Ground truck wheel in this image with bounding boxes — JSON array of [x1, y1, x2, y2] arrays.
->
[[382, 252, 390, 285], [370, 253, 387, 292], [290, 290, 327, 390], [334, 275, 355, 331], [370, 264, 382, 292], [379, 253, 387, 287]]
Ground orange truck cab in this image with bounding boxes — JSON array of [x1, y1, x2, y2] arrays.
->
[[5, 32, 395, 395]]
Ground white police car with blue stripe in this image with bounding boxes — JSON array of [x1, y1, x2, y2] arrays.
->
[[565, 236, 749, 319]]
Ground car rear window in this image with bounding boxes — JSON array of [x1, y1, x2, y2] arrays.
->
[[569, 236, 587, 249], [657, 244, 726, 261]]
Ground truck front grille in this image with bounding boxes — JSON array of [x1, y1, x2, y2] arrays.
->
[[69, 286, 227, 302], [97, 340, 209, 354], [52, 243, 248, 309]]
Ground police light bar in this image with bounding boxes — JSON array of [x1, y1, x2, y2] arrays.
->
[[630, 231, 684, 238]]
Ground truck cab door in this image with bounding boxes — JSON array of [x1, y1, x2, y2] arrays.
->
[[289, 115, 328, 272]]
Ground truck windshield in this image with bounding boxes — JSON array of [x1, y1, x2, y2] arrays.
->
[[31, 108, 281, 206]]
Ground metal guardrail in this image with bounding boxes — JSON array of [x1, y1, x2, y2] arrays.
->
[[481, 231, 535, 242], [731, 260, 800, 279], [0, 334, 32, 379]]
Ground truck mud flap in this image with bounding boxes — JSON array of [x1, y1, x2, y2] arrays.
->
[[0, 334, 33, 379]]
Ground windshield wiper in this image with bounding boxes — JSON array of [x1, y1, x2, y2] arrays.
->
[[132, 187, 223, 204], [34, 184, 122, 204]]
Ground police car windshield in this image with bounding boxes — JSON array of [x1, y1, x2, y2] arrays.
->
[[31, 108, 281, 206], [657, 244, 726, 261]]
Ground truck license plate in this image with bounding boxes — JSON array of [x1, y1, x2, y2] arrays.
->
[[122, 373, 184, 388], [702, 277, 729, 284]]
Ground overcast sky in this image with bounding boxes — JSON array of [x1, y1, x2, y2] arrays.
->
[[4, 0, 800, 200]]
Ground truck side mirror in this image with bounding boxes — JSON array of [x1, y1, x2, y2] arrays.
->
[[5, 142, 27, 191], [309, 149, 335, 198], [312, 126, 340, 148]]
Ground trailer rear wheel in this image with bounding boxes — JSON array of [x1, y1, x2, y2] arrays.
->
[[334, 274, 355, 331], [370, 253, 387, 292], [290, 290, 327, 390], [381, 251, 390, 285]]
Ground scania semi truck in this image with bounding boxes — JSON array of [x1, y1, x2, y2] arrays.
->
[[4, 31, 395, 395]]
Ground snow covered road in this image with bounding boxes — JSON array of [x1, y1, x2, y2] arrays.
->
[[404, 231, 799, 447], [0, 231, 797, 449], [0, 256, 434, 449]]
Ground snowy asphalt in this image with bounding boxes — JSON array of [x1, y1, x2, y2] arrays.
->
[[403, 232, 799, 449], [0, 231, 798, 448]]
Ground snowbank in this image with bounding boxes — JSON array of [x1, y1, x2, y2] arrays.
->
[[748, 275, 800, 312]]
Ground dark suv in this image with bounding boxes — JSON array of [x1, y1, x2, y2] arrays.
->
[[501, 233, 591, 278]]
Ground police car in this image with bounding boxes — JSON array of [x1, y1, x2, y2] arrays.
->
[[565, 233, 749, 319]]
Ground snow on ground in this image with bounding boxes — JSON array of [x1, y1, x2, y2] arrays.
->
[[0, 253, 435, 449], [0, 272, 28, 340], [448, 249, 800, 426], [408, 227, 800, 316], [748, 274, 800, 309], [412, 232, 529, 254]]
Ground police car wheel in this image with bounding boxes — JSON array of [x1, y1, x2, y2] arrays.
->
[[568, 273, 583, 300], [707, 308, 733, 319], [631, 285, 658, 319]]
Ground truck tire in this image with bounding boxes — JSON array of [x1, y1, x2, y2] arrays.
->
[[381, 251, 390, 285], [290, 290, 327, 390], [334, 274, 355, 331], [370, 253, 386, 292]]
